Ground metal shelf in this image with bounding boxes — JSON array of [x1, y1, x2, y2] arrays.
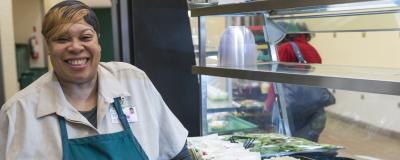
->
[[193, 62, 400, 96], [207, 107, 237, 113], [190, 0, 379, 17], [190, 0, 400, 33]]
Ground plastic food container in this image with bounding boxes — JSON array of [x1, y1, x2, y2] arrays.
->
[[218, 26, 257, 67]]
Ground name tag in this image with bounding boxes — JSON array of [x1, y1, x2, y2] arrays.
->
[[110, 97, 138, 124]]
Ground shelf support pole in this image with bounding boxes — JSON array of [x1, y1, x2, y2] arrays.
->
[[263, 12, 293, 136]]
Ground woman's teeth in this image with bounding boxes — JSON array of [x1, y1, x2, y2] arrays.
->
[[67, 59, 87, 65]]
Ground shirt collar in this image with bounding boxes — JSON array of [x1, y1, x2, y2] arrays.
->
[[97, 63, 131, 103], [35, 71, 74, 118], [35, 64, 131, 118]]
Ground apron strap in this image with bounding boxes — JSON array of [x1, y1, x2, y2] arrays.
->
[[58, 117, 71, 160], [59, 117, 69, 140], [113, 97, 148, 158], [113, 97, 134, 135]]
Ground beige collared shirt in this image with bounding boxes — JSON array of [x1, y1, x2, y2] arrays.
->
[[0, 62, 188, 160]]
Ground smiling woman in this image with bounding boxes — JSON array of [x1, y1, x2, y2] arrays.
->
[[47, 22, 100, 85], [42, 1, 101, 111], [0, 1, 191, 160]]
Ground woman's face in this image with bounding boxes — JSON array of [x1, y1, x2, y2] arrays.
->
[[48, 21, 101, 84]]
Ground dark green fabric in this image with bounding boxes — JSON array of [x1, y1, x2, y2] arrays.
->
[[93, 8, 114, 62], [59, 98, 149, 160], [79, 107, 97, 128]]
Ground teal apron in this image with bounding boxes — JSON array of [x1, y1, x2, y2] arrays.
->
[[58, 97, 149, 160]]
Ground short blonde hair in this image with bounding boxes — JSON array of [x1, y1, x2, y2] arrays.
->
[[42, 1, 99, 42]]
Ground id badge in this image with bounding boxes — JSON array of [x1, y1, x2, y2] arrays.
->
[[110, 97, 138, 124]]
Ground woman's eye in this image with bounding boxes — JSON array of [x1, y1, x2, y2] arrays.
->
[[54, 37, 69, 43], [81, 35, 93, 41]]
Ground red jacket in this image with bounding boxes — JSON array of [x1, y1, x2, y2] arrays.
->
[[278, 34, 322, 63], [265, 34, 322, 111]]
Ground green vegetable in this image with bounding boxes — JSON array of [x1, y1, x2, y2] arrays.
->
[[223, 133, 343, 155]]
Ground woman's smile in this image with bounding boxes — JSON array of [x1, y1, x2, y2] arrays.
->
[[64, 58, 90, 69]]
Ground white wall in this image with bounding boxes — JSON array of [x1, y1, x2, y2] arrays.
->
[[326, 90, 400, 133], [0, 0, 19, 100], [310, 32, 400, 133]]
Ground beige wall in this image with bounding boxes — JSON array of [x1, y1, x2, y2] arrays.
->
[[310, 32, 400, 133], [13, 0, 43, 44], [311, 32, 400, 68], [0, 0, 19, 100], [13, 0, 46, 68], [80, 0, 111, 8], [190, 16, 226, 53], [44, 0, 62, 11]]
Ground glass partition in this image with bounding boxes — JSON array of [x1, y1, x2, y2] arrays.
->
[[273, 10, 400, 33], [203, 75, 273, 135], [191, 14, 271, 67], [202, 75, 400, 159], [319, 89, 400, 160]]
